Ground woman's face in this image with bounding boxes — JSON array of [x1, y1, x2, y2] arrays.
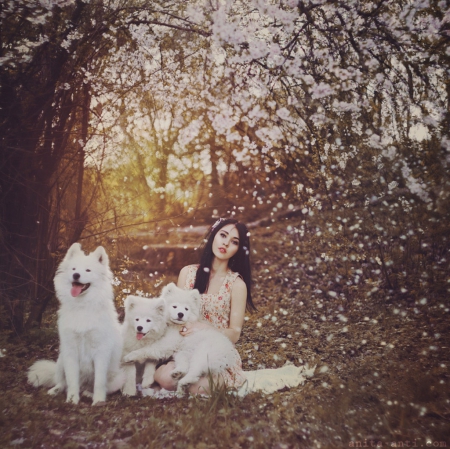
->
[[212, 224, 240, 261]]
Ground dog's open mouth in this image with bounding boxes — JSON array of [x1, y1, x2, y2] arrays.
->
[[71, 282, 91, 298], [136, 332, 146, 341]]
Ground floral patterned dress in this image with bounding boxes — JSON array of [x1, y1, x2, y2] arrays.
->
[[183, 264, 247, 388]]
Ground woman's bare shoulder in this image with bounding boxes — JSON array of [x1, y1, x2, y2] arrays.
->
[[180, 265, 195, 274], [177, 265, 196, 288], [232, 275, 247, 293]]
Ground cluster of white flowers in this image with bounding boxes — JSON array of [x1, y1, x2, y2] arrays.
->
[[310, 83, 334, 100], [401, 163, 430, 203]]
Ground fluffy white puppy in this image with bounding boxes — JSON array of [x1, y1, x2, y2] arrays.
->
[[27, 243, 124, 405], [123, 283, 236, 393], [121, 295, 167, 396]]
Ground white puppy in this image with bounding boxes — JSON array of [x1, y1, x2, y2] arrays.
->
[[27, 243, 124, 405], [123, 283, 237, 393], [121, 295, 167, 396]]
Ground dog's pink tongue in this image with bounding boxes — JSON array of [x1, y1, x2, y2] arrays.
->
[[71, 284, 83, 297], [136, 333, 145, 340]]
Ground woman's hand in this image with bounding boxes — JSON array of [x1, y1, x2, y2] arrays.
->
[[180, 321, 213, 336]]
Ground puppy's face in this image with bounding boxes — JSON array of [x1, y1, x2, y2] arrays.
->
[[160, 283, 202, 325], [124, 296, 166, 340], [167, 300, 197, 325], [132, 313, 156, 340]]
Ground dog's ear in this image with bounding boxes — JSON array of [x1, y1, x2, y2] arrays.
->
[[154, 298, 165, 314], [191, 289, 201, 301], [124, 295, 135, 312], [64, 243, 82, 260], [161, 282, 177, 297], [190, 289, 202, 309], [93, 246, 109, 265]]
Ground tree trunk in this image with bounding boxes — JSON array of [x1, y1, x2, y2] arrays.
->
[[208, 138, 222, 196], [71, 83, 90, 243]]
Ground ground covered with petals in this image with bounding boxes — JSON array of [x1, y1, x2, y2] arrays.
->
[[0, 216, 449, 449]]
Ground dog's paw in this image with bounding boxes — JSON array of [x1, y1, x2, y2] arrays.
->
[[176, 383, 189, 396], [48, 385, 60, 396], [123, 352, 140, 364], [92, 392, 107, 405], [121, 382, 137, 396], [171, 370, 186, 381], [66, 393, 80, 404]]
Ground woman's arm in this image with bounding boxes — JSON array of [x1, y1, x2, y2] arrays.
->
[[177, 265, 191, 289], [225, 277, 247, 343]]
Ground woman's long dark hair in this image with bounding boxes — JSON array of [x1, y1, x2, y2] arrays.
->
[[193, 218, 256, 312]]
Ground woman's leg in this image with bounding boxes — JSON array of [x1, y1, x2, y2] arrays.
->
[[154, 363, 226, 395], [186, 374, 225, 396], [153, 361, 177, 391]]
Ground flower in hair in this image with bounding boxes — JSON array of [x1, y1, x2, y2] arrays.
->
[[211, 218, 224, 229]]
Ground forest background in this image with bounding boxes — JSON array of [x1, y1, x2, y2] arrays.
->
[[0, 0, 449, 447]]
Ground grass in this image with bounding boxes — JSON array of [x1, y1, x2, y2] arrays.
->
[[1, 213, 449, 448]]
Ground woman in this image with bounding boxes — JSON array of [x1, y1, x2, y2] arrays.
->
[[153, 217, 256, 395]]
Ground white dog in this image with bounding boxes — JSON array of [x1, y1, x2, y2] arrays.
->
[[27, 243, 124, 405], [121, 295, 167, 396], [123, 283, 237, 393]]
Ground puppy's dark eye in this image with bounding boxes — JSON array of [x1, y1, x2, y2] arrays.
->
[[146, 319, 150, 322], [86, 269, 91, 272], [185, 308, 188, 311], [72, 268, 75, 270], [173, 305, 177, 309], [135, 318, 139, 321]]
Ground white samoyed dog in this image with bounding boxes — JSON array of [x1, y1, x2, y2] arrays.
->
[[123, 283, 236, 393], [27, 243, 125, 405], [121, 295, 167, 396]]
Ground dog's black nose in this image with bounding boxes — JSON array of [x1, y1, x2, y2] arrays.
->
[[137, 326, 143, 332], [73, 273, 80, 281], [177, 312, 184, 319]]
